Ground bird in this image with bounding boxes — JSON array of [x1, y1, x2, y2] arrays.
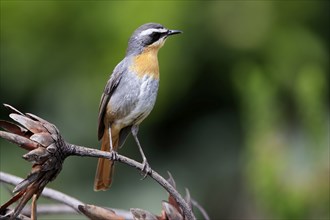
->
[[94, 23, 182, 191]]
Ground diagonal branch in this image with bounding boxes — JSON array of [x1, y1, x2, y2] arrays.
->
[[0, 104, 199, 220], [68, 144, 195, 220]]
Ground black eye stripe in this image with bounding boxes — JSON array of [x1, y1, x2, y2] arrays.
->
[[151, 32, 160, 37], [139, 28, 169, 46], [150, 31, 167, 40]]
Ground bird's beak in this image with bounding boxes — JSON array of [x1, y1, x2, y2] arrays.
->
[[167, 29, 183, 36]]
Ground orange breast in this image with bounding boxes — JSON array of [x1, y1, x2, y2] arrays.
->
[[130, 46, 160, 79]]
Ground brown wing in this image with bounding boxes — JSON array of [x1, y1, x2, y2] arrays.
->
[[97, 61, 126, 140]]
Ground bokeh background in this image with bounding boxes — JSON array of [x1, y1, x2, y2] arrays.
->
[[0, 1, 329, 219]]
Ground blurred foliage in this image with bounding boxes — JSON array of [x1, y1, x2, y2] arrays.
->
[[0, 1, 329, 219]]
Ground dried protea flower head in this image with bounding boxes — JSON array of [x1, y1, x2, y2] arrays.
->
[[0, 104, 68, 219], [130, 172, 191, 220]]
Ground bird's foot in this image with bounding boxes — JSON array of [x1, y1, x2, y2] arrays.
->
[[140, 159, 152, 180], [109, 151, 119, 161]]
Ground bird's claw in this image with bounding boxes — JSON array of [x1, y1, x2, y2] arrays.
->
[[110, 151, 119, 161], [140, 160, 152, 180]]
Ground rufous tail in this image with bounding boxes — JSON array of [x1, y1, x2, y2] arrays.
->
[[94, 126, 119, 191]]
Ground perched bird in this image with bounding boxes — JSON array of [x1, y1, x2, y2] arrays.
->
[[94, 23, 182, 191]]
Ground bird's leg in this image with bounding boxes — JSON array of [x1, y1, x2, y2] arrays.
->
[[108, 125, 118, 160], [131, 125, 151, 178]]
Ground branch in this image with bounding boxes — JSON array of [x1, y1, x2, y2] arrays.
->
[[22, 205, 76, 216], [23, 204, 135, 219], [68, 144, 195, 220], [0, 172, 134, 219], [0, 172, 82, 212], [0, 104, 199, 220], [1, 147, 195, 219]]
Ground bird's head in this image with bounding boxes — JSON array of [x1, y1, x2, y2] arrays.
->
[[126, 23, 182, 55]]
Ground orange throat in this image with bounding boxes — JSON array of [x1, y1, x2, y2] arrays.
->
[[130, 46, 160, 79]]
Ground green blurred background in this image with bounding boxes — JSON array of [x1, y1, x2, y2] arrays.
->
[[0, 1, 329, 219]]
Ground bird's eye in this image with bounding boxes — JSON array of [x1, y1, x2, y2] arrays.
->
[[150, 32, 161, 41]]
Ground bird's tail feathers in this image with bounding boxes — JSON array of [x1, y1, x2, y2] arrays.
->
[[94, 128, 119, 191]]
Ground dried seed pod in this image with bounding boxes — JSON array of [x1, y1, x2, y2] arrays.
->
[[0, 104, 68, 219]]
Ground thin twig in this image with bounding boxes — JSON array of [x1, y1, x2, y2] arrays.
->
[[0, 172, 134, 219], [0, 171, 83, 213], [31, 194, 37, 220], [22, 204, 133, 220], [22, 204, 76, 216], [0, 208, 31, 220], [192, 199, 210, 220], [69, 144, 196, 220]]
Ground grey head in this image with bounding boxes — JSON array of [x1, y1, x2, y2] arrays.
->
[[126, 23, 182, 56]]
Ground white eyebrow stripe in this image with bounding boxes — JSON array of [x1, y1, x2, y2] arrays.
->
[[139, 28, 168, 37]]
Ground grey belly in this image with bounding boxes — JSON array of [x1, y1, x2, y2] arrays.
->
[[108, 73, 159, 127]]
